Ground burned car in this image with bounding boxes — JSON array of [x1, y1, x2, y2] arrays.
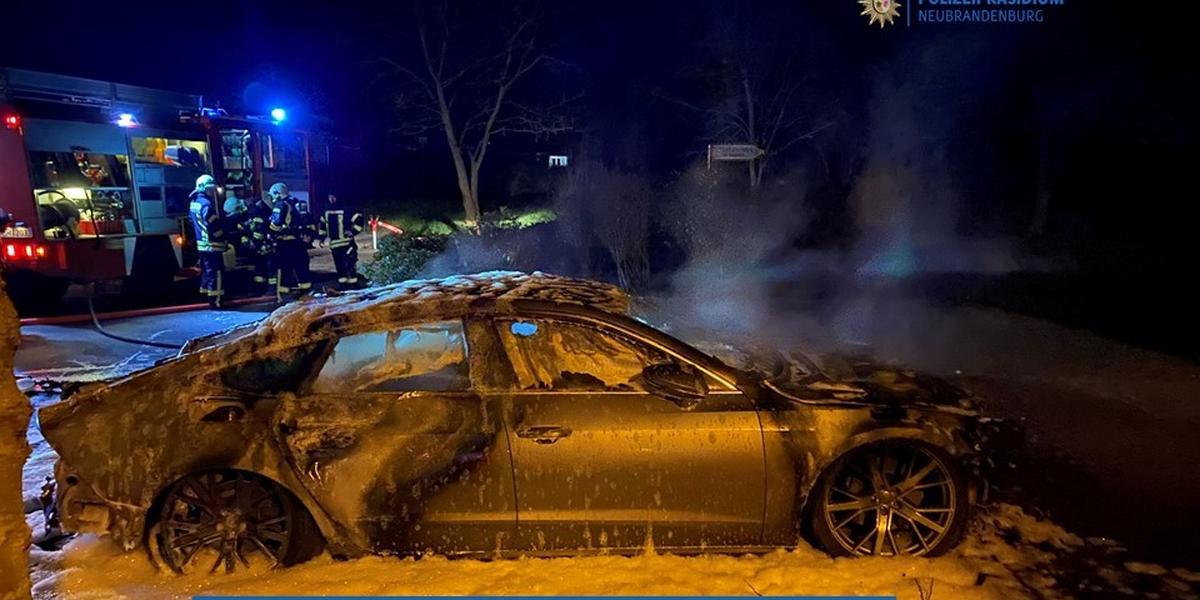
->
[[39, 271, 997, 574]]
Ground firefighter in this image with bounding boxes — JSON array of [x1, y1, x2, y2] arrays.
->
[[318, 193, 365, 289], [268, 182, 313, 298], [189, 174, 226, 307], [223, 192, 253, 258], [247, 193, 277, 292]]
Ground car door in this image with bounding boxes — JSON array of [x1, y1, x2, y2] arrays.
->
[[269, 320, 518, 555], [485, 316, 766, 552]]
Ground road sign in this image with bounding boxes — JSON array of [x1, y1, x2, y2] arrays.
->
[[707, 143, 765, 169]]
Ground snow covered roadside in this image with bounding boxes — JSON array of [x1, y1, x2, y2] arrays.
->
[[26, 505, 1062, 600], [31, 502, 1200, 600]]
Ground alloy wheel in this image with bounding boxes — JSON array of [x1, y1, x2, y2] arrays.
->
[[157, 470, 295, 574], [820, 443, 959, 557]]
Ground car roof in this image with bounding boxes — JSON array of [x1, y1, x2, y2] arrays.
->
[[184, 271, 630, 356]]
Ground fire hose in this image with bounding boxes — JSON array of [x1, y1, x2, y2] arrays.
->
[[86, 283, 184, 349]]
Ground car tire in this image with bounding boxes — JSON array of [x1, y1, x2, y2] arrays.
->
[[809, 440, 969, 557], [151, 470, 324, 573]]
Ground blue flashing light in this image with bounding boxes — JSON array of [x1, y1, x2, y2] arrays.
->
[[270, 108, 287, 122], [116, 113, 137, 128]]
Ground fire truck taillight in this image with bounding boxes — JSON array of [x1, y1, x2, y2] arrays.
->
[[4, 243, 46, 260], [3, 113, 20, 130]]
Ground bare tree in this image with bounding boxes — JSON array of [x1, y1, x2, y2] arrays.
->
[[663, 64, 834, 188], [658, 4, 836, 188], [555, 161, 652, 290], [381, 1, 572, 226]]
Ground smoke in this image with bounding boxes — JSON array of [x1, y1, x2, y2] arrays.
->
[[409, 38, 1043, 373], [647, 44, 1038, 366], [850, 71, 1024, 277], [652, 162, 821, 342]]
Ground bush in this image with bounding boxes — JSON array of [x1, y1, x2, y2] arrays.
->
[[481, 206, 558, 230], [361, 234, 449, 285]]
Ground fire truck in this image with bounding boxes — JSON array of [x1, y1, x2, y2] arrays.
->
[[0, 67, 321, 310]]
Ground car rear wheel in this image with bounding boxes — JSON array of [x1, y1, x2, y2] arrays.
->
[[810, 441, 968, 557], [152, 470, 323, 574]]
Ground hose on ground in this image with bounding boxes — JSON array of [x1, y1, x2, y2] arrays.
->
[[87, 283, 184, 350]]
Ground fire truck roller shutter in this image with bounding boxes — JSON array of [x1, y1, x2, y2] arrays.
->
[[23, 119, 129, 155], [23, 118, 139, 236]]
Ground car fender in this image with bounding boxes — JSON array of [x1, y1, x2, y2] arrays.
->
[[142, 431, 364, 559], [797, 422, 973, 521]]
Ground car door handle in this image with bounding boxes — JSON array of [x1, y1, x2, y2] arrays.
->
[[190, 396, 249, 422], [515, 425, 573, 444]]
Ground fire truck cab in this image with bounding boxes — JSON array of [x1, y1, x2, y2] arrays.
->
[[0, 67, 317, 310]]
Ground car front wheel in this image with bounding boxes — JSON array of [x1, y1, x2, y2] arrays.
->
[[810, 441, 968, 557], [151, 470, 323, 573]]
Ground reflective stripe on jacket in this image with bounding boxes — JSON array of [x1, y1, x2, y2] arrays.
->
[[269, 197, 297, 240], [270, 196, 316, 241], [248, 200, 275, 251], [189, 193, 227, 252], [319, 208, 364, 248]]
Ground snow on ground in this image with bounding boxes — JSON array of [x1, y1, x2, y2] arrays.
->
[[24, 505, 1067, 600], [27, 501, 1199, 600]]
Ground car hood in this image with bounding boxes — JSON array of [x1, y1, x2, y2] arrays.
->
[[694, 341, 978, 410]]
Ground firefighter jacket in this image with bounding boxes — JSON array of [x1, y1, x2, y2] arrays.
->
[[225, 209, 253, 255], [269, 196, 315, 241], [189, 191, 227, 252], [248, 199, 275, 254], [319, 206, 364, 248]]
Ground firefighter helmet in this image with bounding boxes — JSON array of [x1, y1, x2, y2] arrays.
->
[[223, 197, 247, 216], [269, 182, 289, 200], [194, 174, 216, 192]]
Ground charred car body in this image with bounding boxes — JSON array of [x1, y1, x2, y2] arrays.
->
[[39, 271, 1004, 573]]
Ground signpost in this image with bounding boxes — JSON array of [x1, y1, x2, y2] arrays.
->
[[707, 143, 765, 169]]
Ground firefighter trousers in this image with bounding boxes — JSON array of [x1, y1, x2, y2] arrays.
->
[[331, 242, 359, 286], [253, 252, 277, 286], [276, 239, 312, 295], [198, 251, 224, 302]]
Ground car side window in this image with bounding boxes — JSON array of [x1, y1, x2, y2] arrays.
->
[[494, 318, 667, 392], [221, 342, 329, 395], [313, 321, 470, 393]]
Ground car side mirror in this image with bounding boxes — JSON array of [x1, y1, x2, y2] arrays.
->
[[642, 362, 708, 408]]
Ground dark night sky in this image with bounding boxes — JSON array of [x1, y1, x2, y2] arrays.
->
[[2, 0, 1196, 272]]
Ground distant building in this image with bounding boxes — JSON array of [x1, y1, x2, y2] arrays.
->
[[535, 152, 570, 169]]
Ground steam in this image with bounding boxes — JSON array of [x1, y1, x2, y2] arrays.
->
[[408, 53, 1042, 372]]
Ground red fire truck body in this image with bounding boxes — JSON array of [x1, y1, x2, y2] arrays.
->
[[0, 68, 317, 306]]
